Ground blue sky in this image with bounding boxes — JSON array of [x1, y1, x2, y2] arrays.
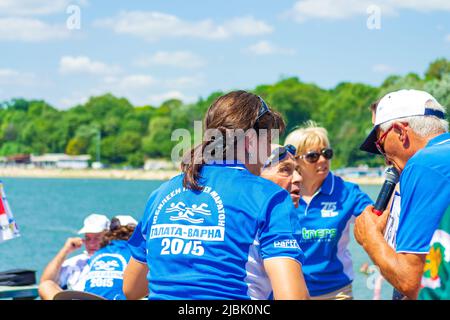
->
[[0, 0, 449, 109]]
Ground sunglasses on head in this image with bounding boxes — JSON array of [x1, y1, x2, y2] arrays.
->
[[263, 144, 297, 168], [253, 96, 270, 129], [300, 148, 333, 163]]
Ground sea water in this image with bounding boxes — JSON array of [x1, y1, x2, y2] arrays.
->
[[0, 177, 393, 299]]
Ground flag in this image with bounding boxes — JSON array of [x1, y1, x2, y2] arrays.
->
[[0, 181, 20, 243], [419, 204, 450, 300]]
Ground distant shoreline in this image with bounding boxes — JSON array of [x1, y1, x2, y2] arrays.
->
[[0, 168, 383, 185], [0, 168, 180, 181]]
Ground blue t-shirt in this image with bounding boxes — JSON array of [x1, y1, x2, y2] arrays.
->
[[294, 172, 372, 296], [128, 162, 304, 300], [395, 133, 450, 254], [83, 240, 131, 300]]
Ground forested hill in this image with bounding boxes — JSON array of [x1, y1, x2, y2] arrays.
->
[[0, 58, 449, 169]]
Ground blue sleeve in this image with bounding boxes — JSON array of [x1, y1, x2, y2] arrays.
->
[[396, 164, 450, 253], [257, 190, 304, 264], [349, 183, 373, 217], [128, 190, 159, 263], [128, 221, 147, 263]]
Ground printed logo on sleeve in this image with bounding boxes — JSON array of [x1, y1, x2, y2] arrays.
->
[[273, 239, 300, 249]]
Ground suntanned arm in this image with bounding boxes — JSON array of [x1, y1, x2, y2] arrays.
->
[[40, 237, 84, 283], [123, 257, 149, 300], [354, 206, 425, 299], [264, 257, 310, 300], [359, 229, 425, 299]]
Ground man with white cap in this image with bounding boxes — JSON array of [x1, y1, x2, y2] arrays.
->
[[354, 89, 450, 299], [38, 213, 110, 300]]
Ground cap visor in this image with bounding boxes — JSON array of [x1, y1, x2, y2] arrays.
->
[[359, 127, 381, 155], [78, 227, 103, 234]]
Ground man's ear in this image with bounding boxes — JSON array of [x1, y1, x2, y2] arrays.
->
[[393, 122, 409, 145]]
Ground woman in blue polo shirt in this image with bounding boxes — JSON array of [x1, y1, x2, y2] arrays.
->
[[82, 215, 137, 300], [123, 91, 309, 300], [285, 121, 372, 299]]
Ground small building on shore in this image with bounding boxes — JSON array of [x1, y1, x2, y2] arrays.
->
[[144, 159, 176, 171], [30, 154, 91, 169]]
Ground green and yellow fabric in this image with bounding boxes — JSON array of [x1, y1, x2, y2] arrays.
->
[[419, 205, 450, 300]]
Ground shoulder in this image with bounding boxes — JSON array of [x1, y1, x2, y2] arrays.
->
[[328, 173, 363, 195], [242, 171, 289, 199], [62, 253, 89, 268]]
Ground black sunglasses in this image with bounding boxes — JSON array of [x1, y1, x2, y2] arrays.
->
[[263, 144, 297, 168], [300, 148, 333, 163], [253, 96, 270, 129]]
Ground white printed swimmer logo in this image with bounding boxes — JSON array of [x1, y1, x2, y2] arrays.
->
[[166, 202, 211, 224], [150, 186, 226, 256]]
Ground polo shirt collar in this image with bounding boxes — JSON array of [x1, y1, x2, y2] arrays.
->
[[318, 172, 335, 196], [205, 160, 247, 171], [426, 132, 450, 148]]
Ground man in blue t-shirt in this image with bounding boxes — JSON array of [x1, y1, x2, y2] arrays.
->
[[357, 89, 450, 299]]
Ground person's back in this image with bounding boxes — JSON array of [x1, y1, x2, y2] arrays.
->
[[82, 215, 137, 300], [125, 90, 309, 300], [83, 239, 131, 300], [130, 162, 302, 299]]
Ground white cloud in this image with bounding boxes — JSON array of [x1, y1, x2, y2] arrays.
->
[[105, 75, 157, 91], [94, 11, 272, 41], [135, 51, 206, 69], [59, 56, 121, 76], [0, 17, 68, 42], [245, 41, 296, 56], [446, 34, 450, 43], [389, 0, 450, 12], [222, 16, 273, 36], [0, 68, 38, 86], [165, 75, 205, 89], [147, 91, 195, 105], [372, 64, 396, 74], [286, 0, 450, 22], [0, 0, 69, 16]]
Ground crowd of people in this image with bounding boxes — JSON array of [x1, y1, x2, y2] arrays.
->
[[36, 88, 449, 300]]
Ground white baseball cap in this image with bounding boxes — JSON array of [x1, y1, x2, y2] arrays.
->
[[360, 89, 446, 154], [77, 214, 110, 234], [115, 215, 138, 227]]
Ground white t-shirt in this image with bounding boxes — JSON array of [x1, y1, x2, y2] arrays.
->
[[58, 252, 90, 290]]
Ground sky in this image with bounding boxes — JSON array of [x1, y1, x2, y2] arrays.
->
[[0, 0, 449, 109]]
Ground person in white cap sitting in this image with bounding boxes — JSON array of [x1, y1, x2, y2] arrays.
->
[[354, 89, 450, 299], [81, 215, 138, 300], [38, 213, 110, 300]]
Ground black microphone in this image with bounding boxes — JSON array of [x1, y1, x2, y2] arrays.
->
[[372, 167, 399, 216]]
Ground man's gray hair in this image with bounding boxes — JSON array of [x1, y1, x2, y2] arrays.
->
[[380, 100, 448, 137]]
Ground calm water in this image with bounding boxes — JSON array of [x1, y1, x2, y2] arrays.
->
[[0, 177, 393, 299]]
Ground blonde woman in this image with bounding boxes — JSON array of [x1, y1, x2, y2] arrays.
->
[[285, 121, 372, 300]]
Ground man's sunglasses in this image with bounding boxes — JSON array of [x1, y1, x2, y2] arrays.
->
[[300, 148, 333, 163], [263, 144, 297, 168]]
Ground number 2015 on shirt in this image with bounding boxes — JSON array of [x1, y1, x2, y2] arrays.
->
[[160, 238, 205, 256]]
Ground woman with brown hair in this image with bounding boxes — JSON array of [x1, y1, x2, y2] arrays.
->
[[81, 215, 137, 300], [124, 90, 309, 300]]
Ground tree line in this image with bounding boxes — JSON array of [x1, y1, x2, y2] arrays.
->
[[0, 58, 449, 169]]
